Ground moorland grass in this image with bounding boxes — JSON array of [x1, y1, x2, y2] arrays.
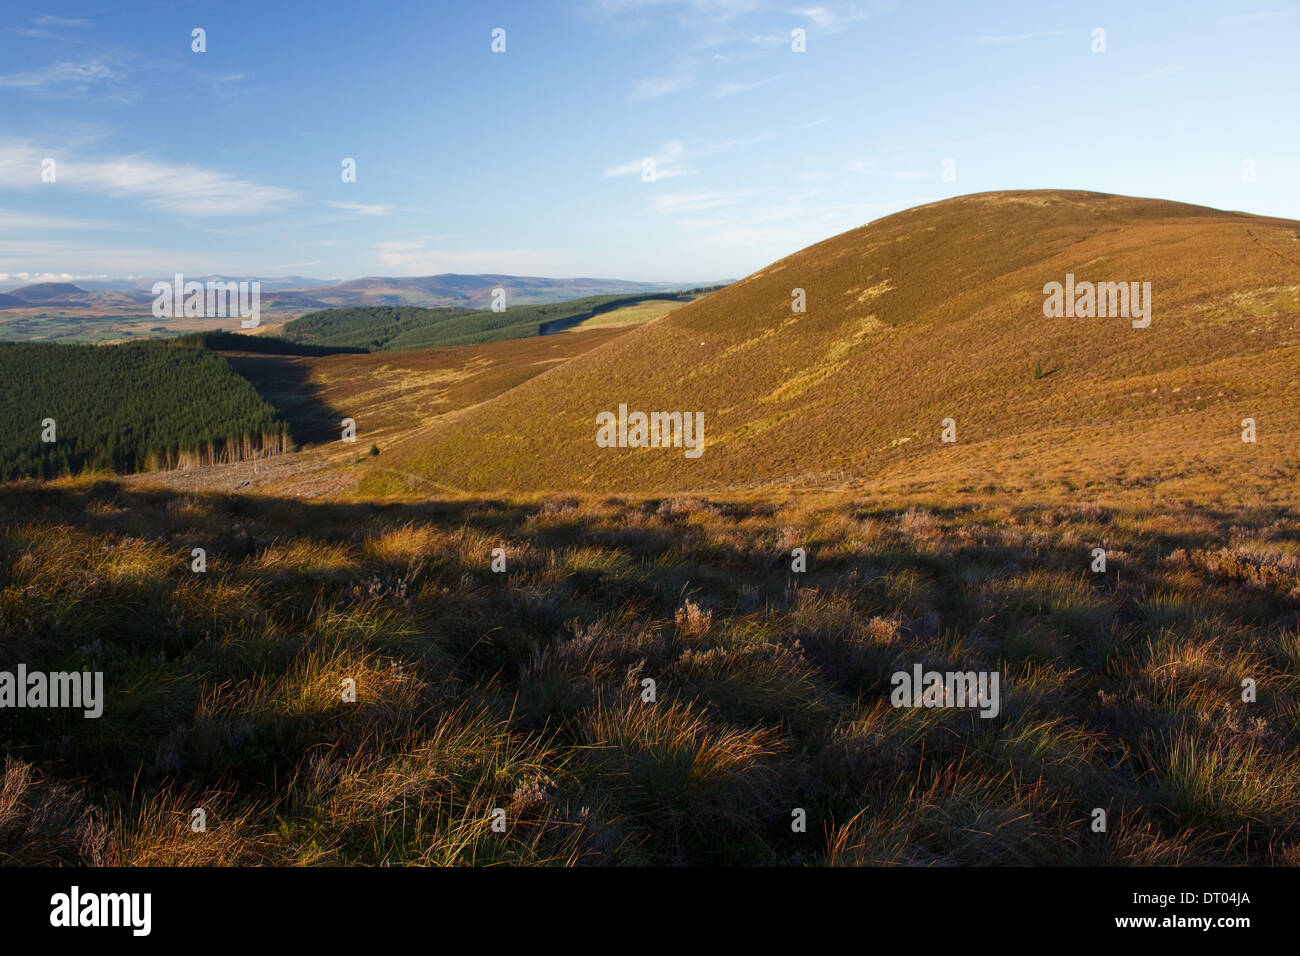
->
[[1, 479, 1298, 865]]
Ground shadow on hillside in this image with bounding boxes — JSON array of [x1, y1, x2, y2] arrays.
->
[[1, 479, 1291, 599], [0, 480, 770, 560], [223, 353, 347, 447], [7, 479, 1295, 715], [1, 479, 1287, 557], [3, 477, 1298, 869]]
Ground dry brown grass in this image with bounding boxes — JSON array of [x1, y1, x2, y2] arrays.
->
[[2, 479, 1298, 865], [360, 190, 1300, 501]]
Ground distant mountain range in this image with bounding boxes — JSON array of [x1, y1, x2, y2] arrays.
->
[[0, 274, 717, 313]]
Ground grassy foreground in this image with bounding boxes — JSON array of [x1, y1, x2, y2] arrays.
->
[[2, 479, 1298, 865]]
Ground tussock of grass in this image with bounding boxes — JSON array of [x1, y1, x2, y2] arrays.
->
[[0, 758, 114, 866]]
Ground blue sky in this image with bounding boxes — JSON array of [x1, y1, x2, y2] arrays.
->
[[1, 0, 1297, 285]]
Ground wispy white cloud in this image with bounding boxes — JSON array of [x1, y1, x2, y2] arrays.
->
[[13, 16, 92, 39], [605, 133, 782, 183], [605, 139, 692, 178], [73, 157, 297, 215], [325, 201, 391, 216], [0, 140, 299, 216], [0, 57, 126, 97], [34, 16, 90, 27], [788, 5, 868, 31]]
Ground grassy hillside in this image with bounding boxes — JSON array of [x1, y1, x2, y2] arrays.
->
[[0, 341, 289, 479], [223, 326, 635, 456], [281, 292, 709, 352], [124, 326, 637, 498], [364, 190, 1300, 500], [4, 480, 1298, 865], [572, 298, 687, 330]]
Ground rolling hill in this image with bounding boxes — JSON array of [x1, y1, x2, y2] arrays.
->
[[5, 281, 88, 301], [363, 190, 1300, 500], [0, 282, 104, 309]]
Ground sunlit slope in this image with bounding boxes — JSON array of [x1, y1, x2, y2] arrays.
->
[[368, 190, 1300, 497]]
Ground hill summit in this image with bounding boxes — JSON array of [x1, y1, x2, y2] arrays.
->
[[366, 190, 1300, 500]]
